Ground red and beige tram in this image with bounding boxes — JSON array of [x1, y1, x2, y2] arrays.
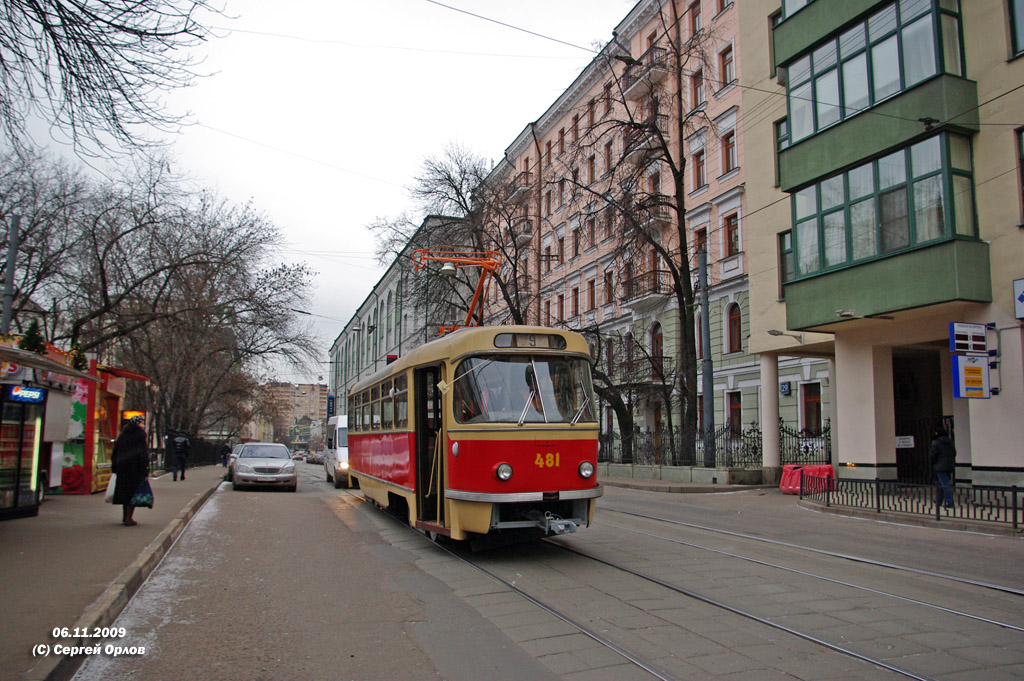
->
[[347, 325, 602, 541]]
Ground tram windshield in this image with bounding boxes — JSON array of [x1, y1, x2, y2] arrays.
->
[[452, 355, 596, 425]]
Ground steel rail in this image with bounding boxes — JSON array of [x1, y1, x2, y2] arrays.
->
[[545, 539, 940, 681], [602, 506, 1024, 597], [596, 519, 1024, 633]]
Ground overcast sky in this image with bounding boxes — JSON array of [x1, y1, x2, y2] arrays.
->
[[158, 0, 636, 381]]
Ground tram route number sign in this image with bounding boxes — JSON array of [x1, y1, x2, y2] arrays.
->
[[952, 354, 990, 399], [948, 322, 987, 355]]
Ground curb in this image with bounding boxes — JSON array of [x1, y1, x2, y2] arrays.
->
[[602, 479, 773, 494], [30, 481, 222, 681]]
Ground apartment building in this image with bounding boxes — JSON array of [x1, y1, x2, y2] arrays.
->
[[742, 0, 1024, 485], [264, 381, 329, 444], [477, 0, 832, 470]]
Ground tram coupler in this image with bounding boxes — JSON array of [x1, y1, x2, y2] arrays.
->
[[542, 512, 578, 535]]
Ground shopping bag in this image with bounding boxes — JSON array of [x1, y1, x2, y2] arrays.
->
[[131, 478, 154, 508], [104, 473, 117, 503]]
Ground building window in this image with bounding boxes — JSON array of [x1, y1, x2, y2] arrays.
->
[[690, 1, 702, 36], [774, 118, 789, 185], [1012, 0, 1024, 56], [694, 225, 707, 256], [588, 155, 596, 184], [558, 128, 565, 155], [605, 339, 614, 374], [693, 149, 707, 190], [728, 391, 742, 436], [778, 230, 793, 297], [691, 68, 705, 109], [604, 141, 614, 174], [544, 191, 552, 216], [650, 322, 664, 378], [802, 383, 822, 436], [544, 245, 553, 273], [604, 270, 614, 305], [572, 228, 581, 257], [557, 294, 565, 321], [586, 215, 596, 247], [544, 299, 551, 326], [784, 1, 963, 144], [587, 279, 596, 310], [604, 205, 615, 240], [572, 114, 580, 141], [727, 302, 742, 353], [791, 132, 975, 279], [1018, 127, 1024, 221], [557, 237, 565, 265], [604, 82, 613, 114], [544, 141, 552, 167], [725, 213, 740, 256], [722, 131, 737, 173], [719, 45, 735, 87], [571, 287, 579, 317], [588, 99, 596, 127], [783, 0, 810, 19]]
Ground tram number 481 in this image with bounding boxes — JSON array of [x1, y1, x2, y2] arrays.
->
[[535, 452, 560, 468]]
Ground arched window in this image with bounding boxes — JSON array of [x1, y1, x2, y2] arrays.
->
[[727, 303, 742, 354]]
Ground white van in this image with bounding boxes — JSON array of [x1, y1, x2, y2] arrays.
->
[[323, 415, 351, 488]]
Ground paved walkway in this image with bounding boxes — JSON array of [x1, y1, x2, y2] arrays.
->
[[0, 464, 226, 681]]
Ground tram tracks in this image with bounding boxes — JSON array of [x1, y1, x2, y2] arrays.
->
[[600, 505, 1024, 598]]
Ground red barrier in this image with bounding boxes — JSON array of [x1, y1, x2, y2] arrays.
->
[[780, 464, 834, 494]]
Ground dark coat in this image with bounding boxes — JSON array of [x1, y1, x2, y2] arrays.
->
[[171, 435, 190, 460], [930, 435, 956, 474], [111, 422, 149, 505]]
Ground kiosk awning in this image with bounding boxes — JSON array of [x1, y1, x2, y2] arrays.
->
[[97, 365, 150, 383], [0, 347, 99, 382]]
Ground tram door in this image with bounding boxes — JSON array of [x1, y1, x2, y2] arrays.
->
[[414, 365, 445, 527]]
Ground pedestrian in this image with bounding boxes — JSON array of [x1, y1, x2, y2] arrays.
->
[[110, 415, 149, 526], [930, 426, 956, 508], [171, 432, 190, 481], [220, 442, 230, 468]]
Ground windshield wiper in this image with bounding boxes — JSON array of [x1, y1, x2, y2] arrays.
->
[[518, 390, 536, 426], [571, 381, 591, 425]]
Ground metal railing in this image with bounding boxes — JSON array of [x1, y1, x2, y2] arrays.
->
[[598, 420, 763, 468], [799, 472, 1022, 530], [780, 418, 831, 466]]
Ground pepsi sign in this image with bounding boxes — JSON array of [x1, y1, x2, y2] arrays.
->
[[7, 385, 46, 403]]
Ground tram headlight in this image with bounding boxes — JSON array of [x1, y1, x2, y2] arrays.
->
[[578, 461, 595, 478], [495, 463, 513, 481]]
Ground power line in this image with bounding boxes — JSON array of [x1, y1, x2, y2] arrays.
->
[[423, 0, 600, 54]]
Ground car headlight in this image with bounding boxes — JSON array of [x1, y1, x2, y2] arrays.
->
[[495, 463, 513, 481], [578, 461, 595, 478], [281, 463, 295, 474], [236, 463, 253, 474]]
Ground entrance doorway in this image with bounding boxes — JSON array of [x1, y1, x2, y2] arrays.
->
[[414, 366, 445, 527], [892, 349, 947, 484]]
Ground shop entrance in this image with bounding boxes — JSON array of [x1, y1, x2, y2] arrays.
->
[[892, 348, 948, 484]]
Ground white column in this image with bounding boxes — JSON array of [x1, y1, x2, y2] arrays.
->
[[760, 353, 781, 484]]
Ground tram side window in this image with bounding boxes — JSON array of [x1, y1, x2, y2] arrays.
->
[[360, 390, 371, 431], [394, 373, 409, 428], [349, 395, 359, 432], [381, 379, 394, 430], [370, 385, 381, 430]]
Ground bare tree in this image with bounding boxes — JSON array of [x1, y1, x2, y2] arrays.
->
[[0, 0, 219, 154]]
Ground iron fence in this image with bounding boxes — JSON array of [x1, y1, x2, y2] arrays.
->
[[780, 418, 831, 466], [799, 472, 1022, 530], [150, 438, 228, 473], [598, 420, 763, 468]]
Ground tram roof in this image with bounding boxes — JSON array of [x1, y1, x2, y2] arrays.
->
[[349, 325, 590, 394]]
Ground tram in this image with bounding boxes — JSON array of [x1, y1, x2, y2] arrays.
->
[[347, 325, 602, 541]]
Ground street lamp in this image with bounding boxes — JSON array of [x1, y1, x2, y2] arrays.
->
[[767, 329, 804, 344]]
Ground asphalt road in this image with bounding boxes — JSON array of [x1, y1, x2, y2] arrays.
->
[[72, 463, 558, 681]]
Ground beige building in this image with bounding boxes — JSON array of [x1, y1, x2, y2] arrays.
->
[[741, 0, 1024, 485], [265, 381, 329, 445]]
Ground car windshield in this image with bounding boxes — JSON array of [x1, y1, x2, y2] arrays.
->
[[452, 355, 596, 425], [239, 445, 289, 459]]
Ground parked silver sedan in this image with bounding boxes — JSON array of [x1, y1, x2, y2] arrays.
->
[[231, 443, 297, 492]]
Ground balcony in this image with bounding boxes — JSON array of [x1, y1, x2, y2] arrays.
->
[[508, 218, 534, 247], [508, 171, 534, 202], [621, 269, 674, 312], [622, 113, 670, 163], [622, 46, 669, 100]]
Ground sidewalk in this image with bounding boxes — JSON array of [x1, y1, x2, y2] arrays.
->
[[0, 464, 226, 681], [601, 475, 773, 494]]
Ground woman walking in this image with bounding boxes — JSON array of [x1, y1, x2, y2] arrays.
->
[[111, 415, 149, 526]]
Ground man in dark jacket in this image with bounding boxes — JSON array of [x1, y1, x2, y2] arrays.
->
[[111, 415, 149, 526], [930, 426, 956, 508], [171, 433, 190, 481]]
